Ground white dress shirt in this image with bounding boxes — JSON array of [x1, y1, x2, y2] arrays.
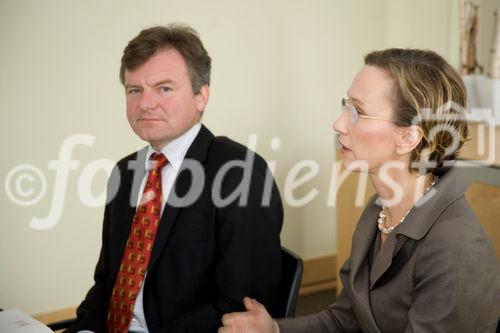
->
[[129, 123, 201, 333], [79, 123, 201, 333]]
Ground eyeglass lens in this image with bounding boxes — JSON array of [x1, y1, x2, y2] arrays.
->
[[342, 98, 358, 124]]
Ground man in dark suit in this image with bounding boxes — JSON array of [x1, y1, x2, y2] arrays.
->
[[68, 24, 283, 333]]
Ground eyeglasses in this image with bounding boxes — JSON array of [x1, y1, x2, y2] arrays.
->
[[341, 97, 394, 124]]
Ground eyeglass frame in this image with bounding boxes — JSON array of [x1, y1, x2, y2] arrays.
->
[[341, 97, 395, 124]]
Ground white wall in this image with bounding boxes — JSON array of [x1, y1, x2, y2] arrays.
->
[[0, 0, 467, 314]]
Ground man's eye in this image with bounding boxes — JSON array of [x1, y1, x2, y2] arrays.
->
[[159, 86, 172, 93], [127, 89, 140, 95]]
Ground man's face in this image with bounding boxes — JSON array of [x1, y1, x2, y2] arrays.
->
[[124, 48, 209, 150]]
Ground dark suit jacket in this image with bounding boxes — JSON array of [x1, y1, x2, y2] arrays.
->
[[279, 167, 500, 333], [69, 125, 283, 333]]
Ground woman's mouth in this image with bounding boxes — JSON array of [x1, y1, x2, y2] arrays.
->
[[337, 140, 351, 154]]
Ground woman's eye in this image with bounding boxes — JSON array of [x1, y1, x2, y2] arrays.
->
[[354, 106, 365, 115]]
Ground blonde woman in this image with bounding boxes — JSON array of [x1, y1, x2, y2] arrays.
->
[[219, 49, 500, 333]]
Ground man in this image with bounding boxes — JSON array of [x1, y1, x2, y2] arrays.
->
[[68, 24, 283, 333]]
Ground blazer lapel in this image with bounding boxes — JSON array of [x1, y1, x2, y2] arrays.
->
[[369, 167, 470, 289], [148, 125, 214, 270], [368, 190, 439, 289], [347, 196, 382, 333], [369, 235, 415, 289], [349, 201, 379, 280]]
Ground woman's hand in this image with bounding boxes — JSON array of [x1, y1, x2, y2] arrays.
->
[[218, 297, 279, 333]]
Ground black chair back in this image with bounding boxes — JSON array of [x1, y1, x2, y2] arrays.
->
[[271, 247, 303, 318]]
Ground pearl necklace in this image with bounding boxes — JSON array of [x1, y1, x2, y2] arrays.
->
[[377, 175, 438, 235]]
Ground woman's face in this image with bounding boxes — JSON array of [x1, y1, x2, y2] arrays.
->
[[334, 65, 402, 173]]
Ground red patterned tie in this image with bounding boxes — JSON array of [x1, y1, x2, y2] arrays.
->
[[107, 152, 168, 333]]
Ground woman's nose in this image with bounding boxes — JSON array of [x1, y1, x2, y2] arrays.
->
[[333, 111, 348, 135]]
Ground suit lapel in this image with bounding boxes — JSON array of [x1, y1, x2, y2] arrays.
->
[[371, 237, 417, 289], [347, 197, 382, 333], [349, 196, 379, 281], [349, 224, 377, 282], [369, 234, 412, 289], [369, 167, 469, 289], [148, 125, 214, 270]]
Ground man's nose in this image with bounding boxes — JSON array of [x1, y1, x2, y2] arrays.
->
[[139, 90, 159, 110]]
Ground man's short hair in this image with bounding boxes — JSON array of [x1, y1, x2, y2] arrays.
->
[[120, 23, 211, 93]]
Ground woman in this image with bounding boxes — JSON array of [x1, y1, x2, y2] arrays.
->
[[219, 49, 500, 332]]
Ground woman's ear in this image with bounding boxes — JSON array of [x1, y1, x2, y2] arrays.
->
[[396, 125, 423, 155]]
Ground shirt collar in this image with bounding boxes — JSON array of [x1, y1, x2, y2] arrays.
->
[[363, 166, 470, 241], [393, 166, 469, 240], [144, 123, 201, 172]]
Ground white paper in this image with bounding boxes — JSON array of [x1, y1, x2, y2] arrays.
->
[[0, 309, 53, 333]]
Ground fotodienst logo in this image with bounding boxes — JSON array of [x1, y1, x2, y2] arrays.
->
[[4, 106, 496, 230]]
